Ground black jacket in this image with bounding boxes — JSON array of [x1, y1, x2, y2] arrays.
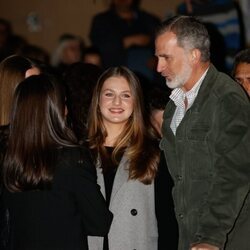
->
[[1, 145, 113, 250]]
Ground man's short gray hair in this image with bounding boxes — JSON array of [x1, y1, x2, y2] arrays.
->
[[156, 15, 210, 62]]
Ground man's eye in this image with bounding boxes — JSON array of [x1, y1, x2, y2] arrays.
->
[[163, 55, 171, 61]]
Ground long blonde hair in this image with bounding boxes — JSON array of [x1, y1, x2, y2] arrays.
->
[[88, 66, 159, 184]]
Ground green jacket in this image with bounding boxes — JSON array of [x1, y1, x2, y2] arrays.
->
[[160, 65, 250, 250]]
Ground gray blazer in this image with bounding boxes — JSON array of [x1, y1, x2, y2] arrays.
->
[[88, 155, 158, 250]]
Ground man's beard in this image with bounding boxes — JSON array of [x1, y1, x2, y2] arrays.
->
[[166, 64, 192, 89]]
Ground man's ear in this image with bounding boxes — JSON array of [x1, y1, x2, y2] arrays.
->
[[191, 49, 201, 63]]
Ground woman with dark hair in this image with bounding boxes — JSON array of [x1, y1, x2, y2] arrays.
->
[[0, 55, 40, 127], [87, 66, 178, 250], [0, 55, 41, 249], [0, 54, 41, 186], [1, 74, 112, 250]]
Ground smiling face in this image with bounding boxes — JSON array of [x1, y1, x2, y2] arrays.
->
[[99, 76, 134, 128], [155, 31, 193, 90]]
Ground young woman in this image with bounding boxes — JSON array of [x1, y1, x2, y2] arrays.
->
[[87, 66, 178, 250], [1, 74, 112, 250]]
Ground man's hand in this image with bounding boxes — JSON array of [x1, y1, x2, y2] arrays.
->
[[191, 243, 220, 250]]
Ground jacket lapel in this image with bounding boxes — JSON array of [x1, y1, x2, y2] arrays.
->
[[187, 64, 218, 112], [96, 164, 106, 199], [109, 155, 129, 207], [176, 65, 219, 132]]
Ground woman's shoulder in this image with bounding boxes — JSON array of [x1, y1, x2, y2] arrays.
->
[[56, 145, 96, 176], [56, 145, 91, 164]]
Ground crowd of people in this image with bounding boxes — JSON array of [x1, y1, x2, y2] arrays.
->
[[1, 0, 250, 250]]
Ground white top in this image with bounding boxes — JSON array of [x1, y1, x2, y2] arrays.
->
[[170, 69, 208, 134]]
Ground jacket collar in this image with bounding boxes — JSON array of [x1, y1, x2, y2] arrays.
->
[[162, 64, 218, 139], [96, 154, 129, 207]]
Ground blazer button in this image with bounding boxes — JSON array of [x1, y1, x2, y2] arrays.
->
[[178, 213, 184, 219], [177, 175, 182, 181], [130, 209, 137, 216]]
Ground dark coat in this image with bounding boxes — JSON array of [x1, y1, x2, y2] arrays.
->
[[0, 125, 9, 250], [160, 65, 250, 250], [1, 146, 113, 250], [89, 8, 160, 82], [155, 152, 179, 250]]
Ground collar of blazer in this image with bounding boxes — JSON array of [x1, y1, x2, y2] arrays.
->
[[96, 153, 129, 206]]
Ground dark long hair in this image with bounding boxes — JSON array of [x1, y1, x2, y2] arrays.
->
[[3, 74, 77, 192]]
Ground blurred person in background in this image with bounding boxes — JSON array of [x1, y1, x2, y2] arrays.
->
[[89, 0, 161, 83], [177, 0, 245, 73], [83, 46, 103, 68], [145, 86, 170, 138], [0, 55, 40, 128], [18, 44, 50, 65], [232, 48, 250, 97], [63, 62, 103, 142], [51, 33, 85, 76], [0, 18, 13, 62]]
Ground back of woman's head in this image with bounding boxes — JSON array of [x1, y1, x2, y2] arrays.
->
[[4, 74, 76, 192], [11, 74, 70, 144], [0, 54, 38, 125]]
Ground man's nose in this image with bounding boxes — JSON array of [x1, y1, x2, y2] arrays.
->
[[156, 59, 165, 73]]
